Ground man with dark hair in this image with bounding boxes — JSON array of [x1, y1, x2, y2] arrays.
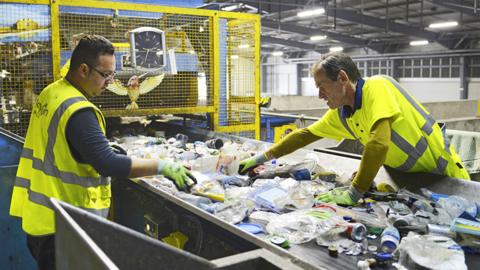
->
[[240, 52, 469, 206], [10, 35, 195, 269]]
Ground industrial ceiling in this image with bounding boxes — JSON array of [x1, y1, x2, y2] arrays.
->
[[204, 0, 480, 55]]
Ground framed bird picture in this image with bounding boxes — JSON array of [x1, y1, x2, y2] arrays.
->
[[129, 27, 166, 70]]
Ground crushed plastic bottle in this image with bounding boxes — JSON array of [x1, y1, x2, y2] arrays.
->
[[438, 195, 477, 219]]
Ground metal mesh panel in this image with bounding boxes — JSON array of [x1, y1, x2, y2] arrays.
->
[[215, 17, 257, 135], [1, 1, 260, 140], [58, 6, 213, 116], [1, 2, 52, 137]]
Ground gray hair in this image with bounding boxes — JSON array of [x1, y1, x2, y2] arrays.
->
[[310, 52, 361, 83]]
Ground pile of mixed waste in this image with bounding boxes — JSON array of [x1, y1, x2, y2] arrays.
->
[[114, 133, 480, 270]]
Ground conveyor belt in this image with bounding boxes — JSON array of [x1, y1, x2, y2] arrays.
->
[[113, 122, 480, 269]]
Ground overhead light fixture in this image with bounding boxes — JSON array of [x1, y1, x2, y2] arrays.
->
[[329, 46, 343, 52], [238, 44, 250, 49], [310, 35, 327, 41], [297, 8, 325, 18], [410, 40, 429, 46], [272, 51, 283, 56], [231, 55, 239, 59], [428, 21, 458, 29], [222, 4, 240, 12], [188, 50, 195, 54]]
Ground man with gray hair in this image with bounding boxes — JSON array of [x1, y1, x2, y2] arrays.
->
[[239, 52, 469, 206]]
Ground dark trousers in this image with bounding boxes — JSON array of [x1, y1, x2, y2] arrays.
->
[[26, 234, 55, 270]]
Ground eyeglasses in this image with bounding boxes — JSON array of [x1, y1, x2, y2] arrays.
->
[[85, 62, 116, 81]]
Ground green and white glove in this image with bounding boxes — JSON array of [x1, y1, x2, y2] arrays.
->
[[238, 153, 269, 175], [315, 186, 363, 206], [158, 160, 197, 191]]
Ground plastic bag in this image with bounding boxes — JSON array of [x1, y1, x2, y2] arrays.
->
[[397, 232, 467, 270], [266, 208, 340, 244]]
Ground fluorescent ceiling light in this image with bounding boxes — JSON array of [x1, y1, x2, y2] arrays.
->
[[188, 50, 195, 54], [231, 55, 239, 59], [222, 4, 240, 11], [310, 35, 327, 41], [297, 8, 325, 17], [238, 44, 250, 49], [428, 21, 458, 29], [410, 40, 429, 46], [329, 46, 343, 52], [272, 51, 283, 56]]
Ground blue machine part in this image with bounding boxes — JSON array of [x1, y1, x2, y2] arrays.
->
[[260, 116, 296, 143], [0, 128, 36, 269], [218, 19, 228, 126]]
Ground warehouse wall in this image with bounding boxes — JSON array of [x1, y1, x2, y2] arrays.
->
[[263, 62, 298, 96], [398, 78, 461, 102], [264, 61, 478, 102]]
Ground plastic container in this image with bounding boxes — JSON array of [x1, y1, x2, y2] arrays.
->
[[381, 226, 400, 253], [346, 223, 367, 242], [439, 195, 477, 219]]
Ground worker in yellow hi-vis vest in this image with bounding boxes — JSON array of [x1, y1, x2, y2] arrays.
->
[[239, 52, 469, 206], [10, 35, 196, 269]]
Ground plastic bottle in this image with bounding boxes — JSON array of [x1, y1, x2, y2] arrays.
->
[[439, 195, 477, 219], [380, 226, 400, 253]]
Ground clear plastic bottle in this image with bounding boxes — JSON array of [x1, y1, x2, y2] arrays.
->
[[380, 226, 400, 253]]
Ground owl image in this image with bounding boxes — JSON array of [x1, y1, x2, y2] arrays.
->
[[106, 73, 164, 110]]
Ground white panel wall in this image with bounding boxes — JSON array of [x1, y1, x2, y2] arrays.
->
[[264, 63, 298, 96], [467, 78, 480, 100], [398, 78, 461, 102], [301, 77, 317, 96]]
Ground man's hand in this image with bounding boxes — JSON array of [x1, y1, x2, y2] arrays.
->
[[238, 153, 269, 175], [315, 186, 362, 206], [159, 161, 197, 191]]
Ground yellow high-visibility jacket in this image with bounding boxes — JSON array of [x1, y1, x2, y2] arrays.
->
[[10, 78, 111, 236], [308, 75, 470, 180]]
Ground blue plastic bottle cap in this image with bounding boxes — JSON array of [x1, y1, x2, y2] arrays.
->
[[431, 193, 449, 202], [236, 223, 263, 234], [376, 252, 393, 261], [343, 216, 353, 221]]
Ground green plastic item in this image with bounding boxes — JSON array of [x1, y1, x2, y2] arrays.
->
[[162, 231, 189, 249]]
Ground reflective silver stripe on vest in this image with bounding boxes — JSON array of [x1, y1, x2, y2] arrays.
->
[[28, 189, 52, 209], [28, 188, 108, 217], [337, 110, 356, 139], [391, 131, 428, 171], [21, 148, 110, 188], [381, 76, 452, 171], [382, 76, 436, 136], [14, 176, 30, 188], [432, 156, 448, 175], [441, 128, 451, 155], [20, 96, 110, 188]]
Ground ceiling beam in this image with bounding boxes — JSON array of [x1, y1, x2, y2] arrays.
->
[[431, 0, 480, 17], [262, 19, 385, 52], [261, 35, 323, 51], [326, 8, 456, 49]]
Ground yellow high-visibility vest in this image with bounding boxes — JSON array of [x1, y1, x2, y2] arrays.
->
[[10, 78, 111, 236], [308, 75, 470, 180]]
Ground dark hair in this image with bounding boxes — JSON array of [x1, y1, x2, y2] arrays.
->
[[69, 35, 114, 70], [311, 52, 361, 83]]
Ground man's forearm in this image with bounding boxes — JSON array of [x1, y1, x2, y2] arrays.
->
[[352, 118, 391, 192], [129, 158, 159, 178], [266, 127, 322, 159]]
